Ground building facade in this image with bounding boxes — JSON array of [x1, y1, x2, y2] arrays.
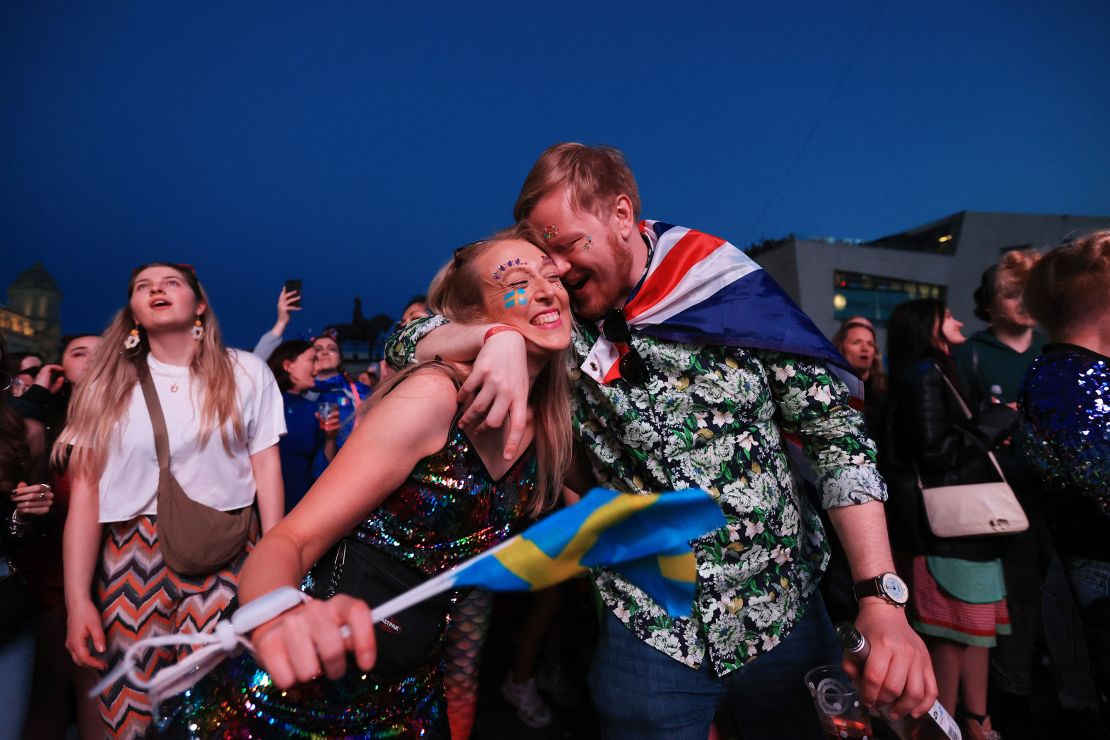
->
[[325, 297, 395, 376], [750, 211, 1110, 349], [1, 262, 63, 358]]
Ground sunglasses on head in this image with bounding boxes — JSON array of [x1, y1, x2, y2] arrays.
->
[[601, 310, 648, 385], [453, 240, 488, 266]]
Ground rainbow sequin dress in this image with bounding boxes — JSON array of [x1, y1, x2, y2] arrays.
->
[[153, 425, 537, 739]]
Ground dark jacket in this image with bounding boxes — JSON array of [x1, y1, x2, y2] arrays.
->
[[879, 357, 1020, 560]]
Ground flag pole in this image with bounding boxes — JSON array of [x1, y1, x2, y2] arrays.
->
[[367, 537, 515, 623]]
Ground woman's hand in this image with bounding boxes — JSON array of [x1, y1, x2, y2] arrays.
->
[[33, 364, 66, 394], [66, 598, 108, 670], [277, 287, 301, 324], [10, 481, 54, 517], [250, 595, 376, 689], [316, 410, 341, 439]]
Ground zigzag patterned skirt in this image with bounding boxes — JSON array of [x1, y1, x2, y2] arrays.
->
[[94, 515, 256, 740]]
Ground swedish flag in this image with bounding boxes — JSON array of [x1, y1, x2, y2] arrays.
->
[[451, 487, 724, 618]]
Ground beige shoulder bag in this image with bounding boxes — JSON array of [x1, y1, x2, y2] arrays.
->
[[917, 372, 1029, 538]]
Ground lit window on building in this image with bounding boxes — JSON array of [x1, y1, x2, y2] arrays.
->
[[832, 271, 946, 326]]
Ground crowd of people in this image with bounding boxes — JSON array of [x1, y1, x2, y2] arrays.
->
[[0, 143, 1106, 740]]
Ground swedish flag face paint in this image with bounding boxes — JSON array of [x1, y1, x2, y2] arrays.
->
[[472, 240, 572, 354]]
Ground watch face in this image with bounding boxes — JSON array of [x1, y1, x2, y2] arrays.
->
[[881, 573, 909, 604]]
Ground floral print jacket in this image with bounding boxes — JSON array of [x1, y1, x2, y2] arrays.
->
[[387, 316, 886, 675]]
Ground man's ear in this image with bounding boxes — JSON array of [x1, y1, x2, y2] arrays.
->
[[610, 194, 637, 240]]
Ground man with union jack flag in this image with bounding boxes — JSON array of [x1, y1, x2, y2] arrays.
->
[[388, 143, 936, 739]]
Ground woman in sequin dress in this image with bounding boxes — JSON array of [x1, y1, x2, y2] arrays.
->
[[882, 298, 1019, 740], [1018, 230, 1110, 720], [155, 225, 573, 738]]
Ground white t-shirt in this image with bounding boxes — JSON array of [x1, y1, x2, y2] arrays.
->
[[97, 350, 286, 523]]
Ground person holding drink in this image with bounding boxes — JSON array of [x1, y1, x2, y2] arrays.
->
[[267, 339, 340, 513], [310, 329, 370, 456]]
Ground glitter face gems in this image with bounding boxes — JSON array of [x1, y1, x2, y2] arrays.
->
[[542, 224, 559, 240], [503, 288, 528, 309], [583, 235, 593, 251], [492, 258, 526, 282]]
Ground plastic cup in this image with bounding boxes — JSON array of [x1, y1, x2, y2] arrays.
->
[[317, 401, 338, 430], [805, 664, 874, 739]]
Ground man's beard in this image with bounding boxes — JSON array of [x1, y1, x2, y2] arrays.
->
[[570, 229, 634, 322]]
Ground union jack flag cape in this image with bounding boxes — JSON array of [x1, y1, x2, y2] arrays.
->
[[581, 219, 862, 401]]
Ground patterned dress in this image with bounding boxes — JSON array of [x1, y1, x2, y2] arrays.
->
[[153, 425, 536, 739]]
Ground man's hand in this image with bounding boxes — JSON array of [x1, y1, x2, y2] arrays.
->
[[844, 601, 937, 719], [456, 330, 530, 459]]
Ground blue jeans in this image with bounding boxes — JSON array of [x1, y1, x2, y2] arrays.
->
[[1042, 554, 1110, 710], [0, 620, 35, 740], [588, 594, 841, 740]]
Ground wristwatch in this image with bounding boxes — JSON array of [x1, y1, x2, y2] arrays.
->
[[853, 572, 909, 607]]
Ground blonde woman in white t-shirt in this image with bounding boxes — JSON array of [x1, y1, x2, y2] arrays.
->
[[53, 263, 286, 740]]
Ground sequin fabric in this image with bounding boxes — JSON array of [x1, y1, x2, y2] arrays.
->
[[353, 426, 536, 576], [152, 425, 537, 739], [1019, 343, 1110, 561]]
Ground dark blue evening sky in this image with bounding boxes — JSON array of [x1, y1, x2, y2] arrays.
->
[[3, 1, 1109, 347]]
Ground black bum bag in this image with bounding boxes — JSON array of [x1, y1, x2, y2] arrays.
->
[[310, 538, 456, 678]]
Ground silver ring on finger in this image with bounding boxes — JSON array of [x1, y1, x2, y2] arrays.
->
[[41, 483, 51, 491], [38, 492, 45, 500]]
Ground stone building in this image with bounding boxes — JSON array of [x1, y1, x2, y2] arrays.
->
[[1, 262, 63, 358]]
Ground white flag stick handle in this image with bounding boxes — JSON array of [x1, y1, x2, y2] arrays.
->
[[351, 536, 515, 632]]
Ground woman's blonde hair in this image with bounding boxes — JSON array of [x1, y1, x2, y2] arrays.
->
[[53, 263, 243, 476], [371, 224, 572, 516]]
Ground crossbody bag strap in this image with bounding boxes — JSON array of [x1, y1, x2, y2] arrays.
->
[[346, 379, 362, 429], [136, 360, 172, 472], [935, 367, 1009, 484]]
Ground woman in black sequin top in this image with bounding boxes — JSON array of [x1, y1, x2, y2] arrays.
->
[[1018, 230, 1110, 715]]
